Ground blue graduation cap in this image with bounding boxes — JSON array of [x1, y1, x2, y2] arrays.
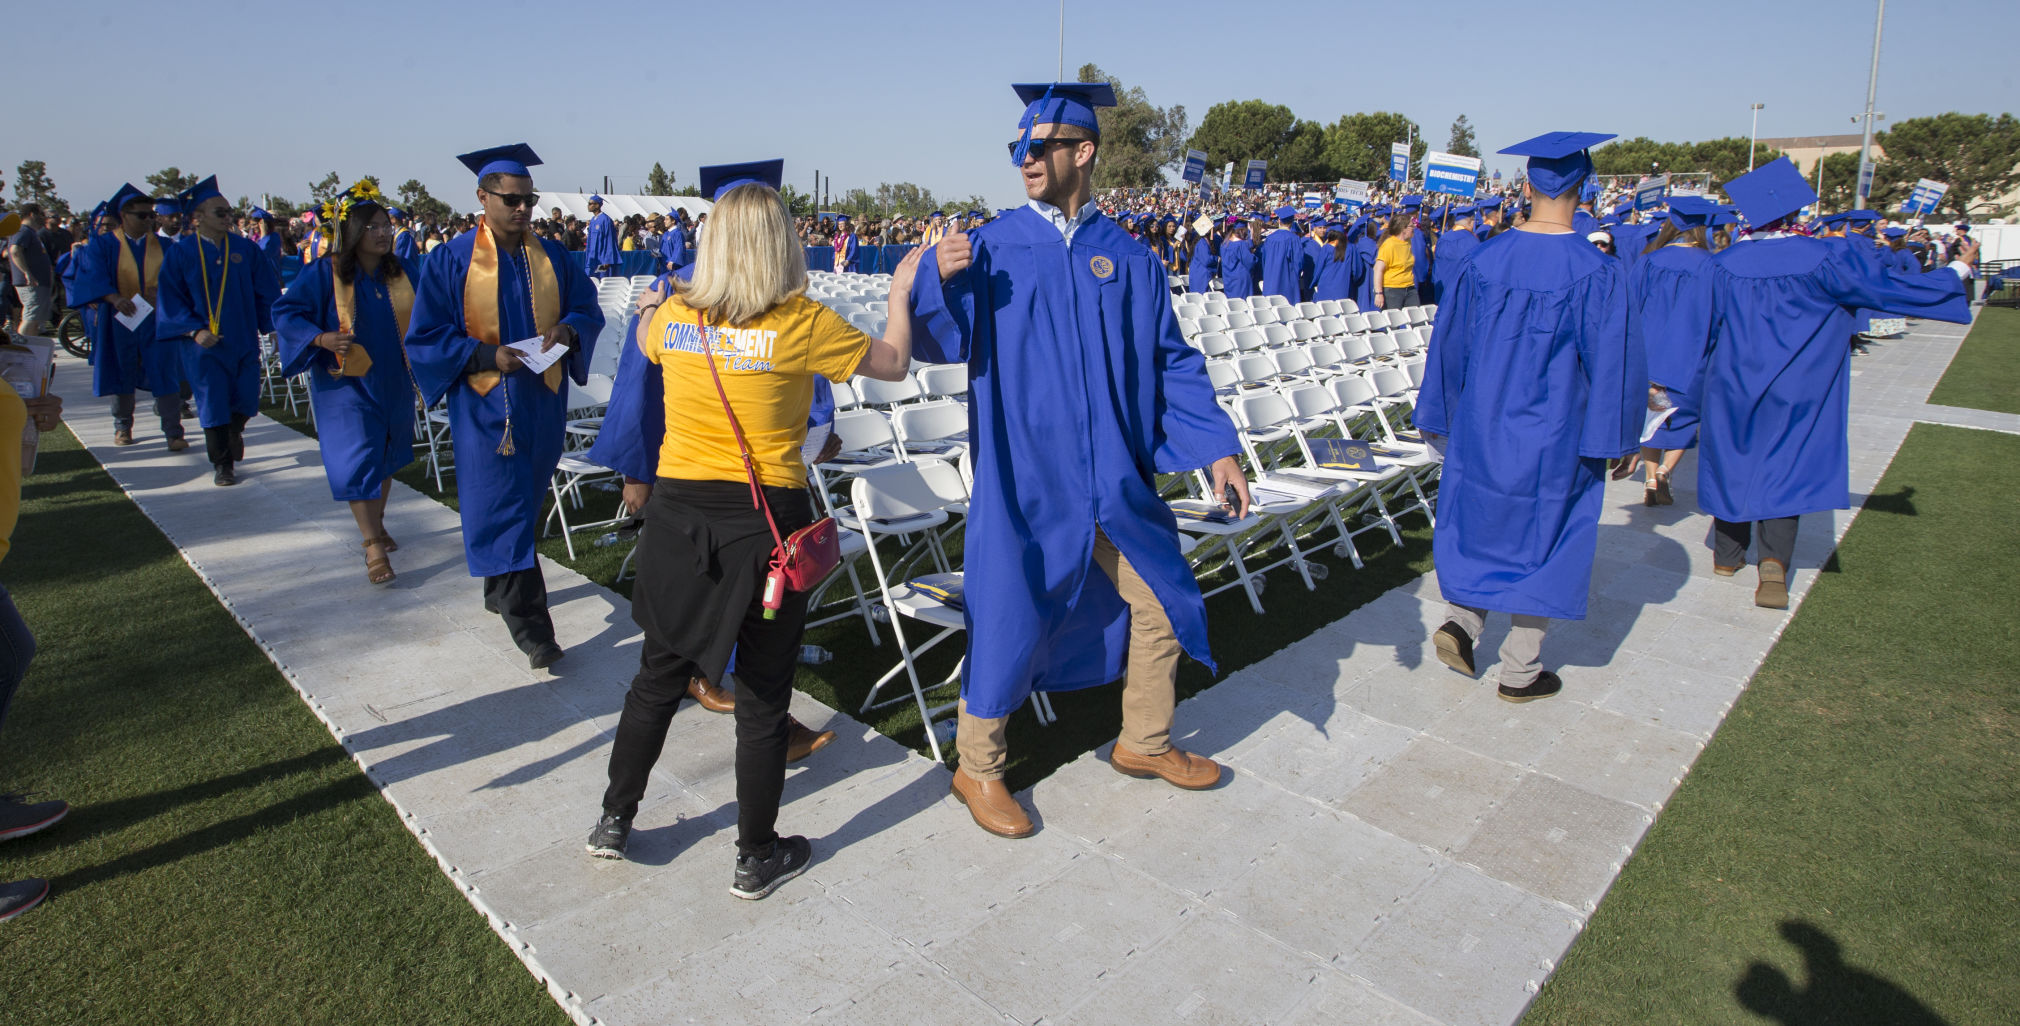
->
[[929, 210, 945, 218], [1665, 195, 1719, 229], [1881, 225, 1907, 239], [387, 206, 406, 218], [1478, 196, 1503, 211], [456, 143, 542, 179], [587, 194, 605, 204], [249, 205, 270, 220], [1840, 209, 1882, 234], [1401, 195, 1424, 209], [835, 214, 852, 224], [1600, 216, 1621, 228], [1709, 208, 1739, 228], [1722, 157, 1816, 227], [698, 159, 784, 202], [108, 183, 150, 215], [154, 197, 182, 217], [966, 210, 985, 219], [1010, 81, 1118, 165], [1274, 205, 1297, 221], [90, 201, 109, 221], [179, 175, 223, 210], [1499, 132, 1614, 199]]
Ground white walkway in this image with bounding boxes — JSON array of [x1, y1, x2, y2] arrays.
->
[[59, 312, 1973, 1026]]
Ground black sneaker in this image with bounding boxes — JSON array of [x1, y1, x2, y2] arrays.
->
[[0, 878, 49, 922], [213, 463, 237, 486], [1498, 670, 1564, 704], [528, 642, 564, 670], [585, 813, 631, 860], [0, 794, 69, 842], [731, 835, 812, 900], [1433, 621, 1476, 677]]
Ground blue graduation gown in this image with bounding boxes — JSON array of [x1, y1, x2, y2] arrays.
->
[[904, 206, 1242, 718], [74, 232, 179, 397], [1257, 229, 1305, 302], [659, 227, 691, 272], [1415, 231, 1639, 620], [1187, 238, 1217, 293], [1835, 233, 1900, 331], [1695, 237, 1968, 524], [835, 233, 860, 273], [1351, 235, 1379, 309], [584, 212, 619, 271], [1300, 238, 1327, 301], [393, 228, 420, 262], [1430, 230, 1479, 306], [156, 233, 281, 427], [256, 232, 288, 279], [1411, 231, 1434, 302], [1219, 238, 1256, 298], [1572, 210, 1602, 238], [1629, 244, 1715, 450], [271, 259, 420, 501], [404, 231, 604, 577], [1310, 244, 1354, 301]]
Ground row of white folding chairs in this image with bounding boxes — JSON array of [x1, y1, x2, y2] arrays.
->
[[833, 363, 968, 409], [1207, 342, 1426, 404], [1177, 295, 1361, 319], [1182, 305, 1430, 338], [1191, 320, 1430, 361]]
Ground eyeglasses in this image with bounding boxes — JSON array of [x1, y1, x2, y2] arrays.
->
[[482, 189, 540, 209], [1007, 136, 1088, 162]]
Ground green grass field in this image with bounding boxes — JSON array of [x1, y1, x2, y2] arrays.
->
[[1523, 423, 2020, 1026], [1926, 304, 2020, 415], [0, 427, 568, 1026]]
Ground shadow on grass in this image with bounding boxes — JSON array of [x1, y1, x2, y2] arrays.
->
[[1862, 486, 1918, 518], [1736, 920, 1951, 1026]]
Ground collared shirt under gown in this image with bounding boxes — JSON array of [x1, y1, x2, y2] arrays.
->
[[272, 258, 421, 501], [404, 230, 604, 577], [73, 231, 179, 397], [1692, 236, 1968, 524], [1415, 230, 1640, 621], [903, 205, 1242, 719]]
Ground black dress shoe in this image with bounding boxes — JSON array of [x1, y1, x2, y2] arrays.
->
[[528, 642, 564, 670], [213, 463, 237, 486], [1433, 621, 1476, 677], [1498, 670, 1563, 703]]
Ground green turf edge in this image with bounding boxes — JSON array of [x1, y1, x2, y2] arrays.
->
[[1926, 305, 2020, 415], [0, 427, 572, 1026], [1521, 423, 2020, 1026]]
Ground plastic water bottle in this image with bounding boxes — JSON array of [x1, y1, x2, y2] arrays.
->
[[592, 532, 621, 548], [799, 645, 833, 665]]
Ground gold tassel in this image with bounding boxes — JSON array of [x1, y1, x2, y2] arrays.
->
[[495, 380, 517, 455]]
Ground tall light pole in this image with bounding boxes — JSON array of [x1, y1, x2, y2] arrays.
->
[[1748, 103, 1765, 171], [1057, 0, 1065, 80], [1853, 0, 1886, 210]]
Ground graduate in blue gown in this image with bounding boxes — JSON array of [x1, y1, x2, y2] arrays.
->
[[832, 215, 860, 272], [272, 183, 419, 585], [1571, 180, 1603, 238], [156, 176, 281, 485], [1688, 159, 1975, 608], [1218, 222, 1257, 298], [405, 144, 604, 667], [1310, 221, 1356, 302], [583, 195, 618, 277], [1351, 216, 1381, 309], [1406, 199, 1437, 303], [389, 207, 420, 262], [1608, 198, 1658, 273], [905, 82, 1247, 836], [1186, 224, 1218, 293], [1257, 207, 1307, 302], [1430, 206, 1480, 303], [658, 211, 691, 273], [74, 184, 187, 448], [1416, 131, 1640, 702], [250, 206, 290, 279], [1628, 196, 1720, 507]]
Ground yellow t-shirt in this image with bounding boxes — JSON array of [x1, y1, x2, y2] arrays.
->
[[1377, 235, 1415, 289], [643, 294, 871, 489]]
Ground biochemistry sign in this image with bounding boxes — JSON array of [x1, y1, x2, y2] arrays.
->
[[1422, 152, 1482, 198]]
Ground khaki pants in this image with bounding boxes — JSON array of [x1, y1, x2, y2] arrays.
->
[[1444, 603, 1549, 687], [958, 530, 1180, 781]]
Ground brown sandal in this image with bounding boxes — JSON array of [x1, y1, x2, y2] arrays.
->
[[363, 538, 395, 586], [378, 533, 398, 553]]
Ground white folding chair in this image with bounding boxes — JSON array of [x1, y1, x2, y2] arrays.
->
[[890, 400, 968, 463], [851, 461, 974, 761]]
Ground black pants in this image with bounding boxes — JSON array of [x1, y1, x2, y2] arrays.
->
[[1714, 516, 1799, 569], [601, 480, 813, 856], [484, 565, 555, 653], [202, 412, 250, 466], [110, 393, 184, 438]]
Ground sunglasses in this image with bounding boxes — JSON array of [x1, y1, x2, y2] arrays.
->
[[482, 189, 540, 209], [1008, 136, 1088, 161]]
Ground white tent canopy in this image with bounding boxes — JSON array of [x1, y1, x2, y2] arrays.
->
[[535, 192, 712, 221]]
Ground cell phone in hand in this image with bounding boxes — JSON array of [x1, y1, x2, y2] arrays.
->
[[1224, 482, 1241, 513]]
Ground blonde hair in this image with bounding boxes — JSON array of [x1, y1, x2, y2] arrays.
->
[[677, 183, 807, 326]]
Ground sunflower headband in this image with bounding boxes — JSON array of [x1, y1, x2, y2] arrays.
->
[[318, 178, 388, 249]]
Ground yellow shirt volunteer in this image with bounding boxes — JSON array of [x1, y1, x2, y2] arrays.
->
[[642, 295, 871, 489], [1376, 235, 1415, 289]]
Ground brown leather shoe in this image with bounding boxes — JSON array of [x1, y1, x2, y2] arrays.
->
[[688, 676, 735, 713], [113, 428, 135, 446], [1755, 559, 1789, 609], [1109, 745, 1224, 790], [950, 766, 1035, 838], [785, 715, 835, 763], [166, 437, 190, 452]]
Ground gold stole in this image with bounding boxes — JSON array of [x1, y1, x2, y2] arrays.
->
[[330, 268, 414, 378], [113, 229, 163, 304], [463, 222, 564, 397], [304, 234, 322, 261]]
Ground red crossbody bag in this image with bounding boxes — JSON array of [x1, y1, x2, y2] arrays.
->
[[695, 309, 841, 619]]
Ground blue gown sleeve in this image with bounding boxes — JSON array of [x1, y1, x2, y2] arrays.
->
[[906, 241, 977, 365], [72, 237, 116, 309], [1639, 259, 1715, 401], [551, 238, 606, 386], [403, 243, 479, 408], [272, 260, 336, 378], [586, 314, 663, 481], [155, 241, 203, 341], [1573, 261, 1638, 459], [1818, 240, 1970, 324], [1148, 279, 1242, 472], [251, 239, 281, 335], [1413, 265, 1471, 439]]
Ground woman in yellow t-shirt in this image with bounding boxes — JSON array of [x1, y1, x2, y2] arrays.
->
[[0, 377, 67, 922], [590, 173, 922, 894], [1372, 215, 1418, 310]]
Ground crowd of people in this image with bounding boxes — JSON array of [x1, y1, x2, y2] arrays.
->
[[0, 81, 1989, 924]]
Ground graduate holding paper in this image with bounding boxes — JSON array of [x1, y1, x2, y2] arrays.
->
[[406, 144, 603, 668], [1415, 132, 1641, 703], [272, 181, 419, 587], [906, 82, 1248, 839], [156, 176, 281, 486], [73, 184, 186, 450], [1689, 159, 1975, 609]]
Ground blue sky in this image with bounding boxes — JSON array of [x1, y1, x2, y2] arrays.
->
[[12, 0, 2013, 213]]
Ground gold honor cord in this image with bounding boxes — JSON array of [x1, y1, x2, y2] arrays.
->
[[113, 230, 162, 303], [196, 235, 230, 337]]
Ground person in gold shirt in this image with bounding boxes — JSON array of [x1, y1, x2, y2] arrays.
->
[[0, 372, 67, 922], [1372, 213, 1418, 309]]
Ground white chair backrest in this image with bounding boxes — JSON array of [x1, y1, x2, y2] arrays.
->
[[1235, 390, 1295, 430], [1368, 333, 1400, 359], [1331, 374, 1380, 409], [852, 460, 968, 522], [1231, 327, 1270, 352], [1404, 358, 1426, 386], [1371, 366, 1412, 397], [1296, 302, 1325, 320], [1405, 306, 1431, 326], [1178, 316, 1203, 338], [1391, 327, 1424, 351], [1291, 320, 1322, 342], [1195, 331, 1236, 358], [1262, 323, 1296, 347], [1206, 360, 1240, 390], [892, 400, 968, 446], [1283, 381, 1337, 421], [1342, 312, 1372, 334], [830, 407, 896, 451], [1196, 314, 1229, 334], [571, 373, 614, 408], [1234, 353, 1278, 384], [1225, 309, 1257, 329], [1253, 306, 1283, 325], [1272, 348, 1314, 377], [1202, 299, 1229, 316], [829, 379, 860, 410], [1264, 294, 1294, 309], [855, 375, 925, 406], [917, 363, 968, 398], [1340, 335, 1376, 363], [1306, 341, 1345, 368], [1316, 300, 1345, 317], [1316, 315, 1348, 337]]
